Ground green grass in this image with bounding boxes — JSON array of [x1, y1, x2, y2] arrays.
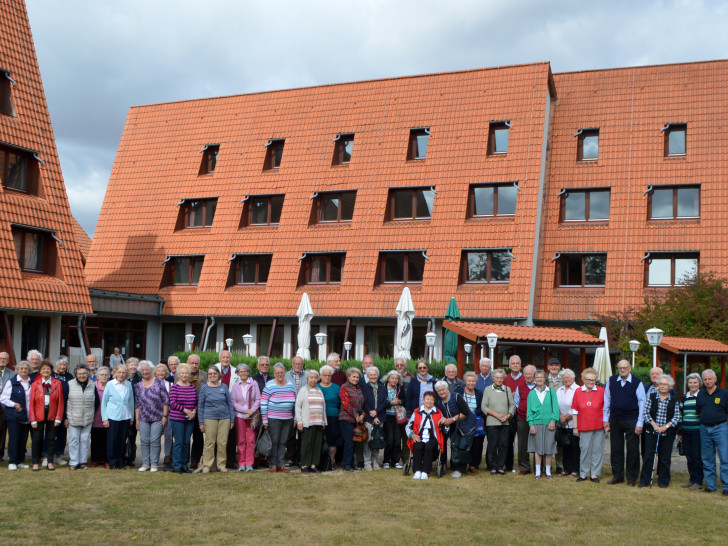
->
[[1, 463, 725, 544]]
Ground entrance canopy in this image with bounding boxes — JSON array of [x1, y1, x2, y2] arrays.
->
[[657, 335, 728, 390]]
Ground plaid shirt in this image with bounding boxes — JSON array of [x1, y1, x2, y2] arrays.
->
[[643, 392, 680, 428]]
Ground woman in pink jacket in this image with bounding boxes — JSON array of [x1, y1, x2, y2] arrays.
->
[[230, 364, 261, 471]]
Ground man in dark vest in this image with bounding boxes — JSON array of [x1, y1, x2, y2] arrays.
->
[[603, 359, 645, 486], [513, 364, 536, 474]]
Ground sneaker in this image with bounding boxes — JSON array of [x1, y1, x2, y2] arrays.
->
[[17, 463, 29, 469], [41, 458, 48, 468], [247, 466, 254, 472], [219, 467, 228, 473], [372, 462, 380, 471], [57, 459, 68, 466], [138, 466, 149, 472], [364, 463, 372, 471], [238, 465, 246, 472], [395, 462, 403, 469], [201, 467, 210, 474], [420, 473, 428, 480], [452, 471, 462, 479], [268, 467, 277, 473], [150, 467, 159, 473], [382, 463, 390, 469], [8, 464, 17, 471], [277, 467, 289, 473], [413, 471, 422, 480]]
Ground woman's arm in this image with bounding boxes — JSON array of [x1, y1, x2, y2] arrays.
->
[[249, 383, 261, 412], [197, 385, 207, 422]]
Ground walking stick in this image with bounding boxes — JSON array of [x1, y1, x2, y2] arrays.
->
[[649, 433, 661, 488]]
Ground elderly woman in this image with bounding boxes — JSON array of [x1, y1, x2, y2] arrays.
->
[[91, 367, 110, 467], [30, 360, 64, 471], [571, 367, 606, 482], [556, 368, 580, 477], [639, 374, 681, 488], [436, 379, 475, 479], [169, 363, 197, 473], [382, 370, 405, 469], [679, 372, 703, 489], [49, 357, 73, 467], [406, 360, 437, 416], [295, 370, 327, 473], [481, 369, 515, 475], [1, 361, 32, 470], [198, 366, 235, 473], [101, 364, 135, 469], [319, 365, 342, 470], [362, 366, 387, 471], [230, 364, 260, 472], [109, 347, 125, 368], [134, 361, 170, 472], [155, 364, 174, 467], [339, 367, 365, 471], [67, 364, 98, 470], [406, 391, 445, 480], [261, 362, 297, 473], [527, 370, 560, 479], [457, 371, 485, 472]]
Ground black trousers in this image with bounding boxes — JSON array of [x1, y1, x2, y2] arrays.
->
[[125, 419, 137, 465], [486, 425, 509, 470], [226, 424, 237, 468], [639, 431, 676, 487], [516, 416, 531, 471], [6, 420, 30, 464], [383, 415, 401, 465], [108, 419, 130, 468], [562, 429, 581, 475], [0, 408, 7, 458], [31, 420, 56, 464], [412, 436, 438, 474], [91, 427, 108, 463], [286, 424, 301, 464], [470, 435, 485, 469], [609, 418, 640, 481], [190, 414, 204, 464], [505, 417, 517, 471]]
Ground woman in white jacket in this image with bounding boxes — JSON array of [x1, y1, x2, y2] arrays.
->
[[295, 370, 327, 473]]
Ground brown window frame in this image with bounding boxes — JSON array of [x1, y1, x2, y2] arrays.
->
[[644, 252, 699, 287], [299, 253, 346, 285], [468, 183, 518, 218], [313, 191, 356, 224], [664, 123, 686, 157], [0, 145, 40, 195], [243, 194, 285, 227], [376, 251, 426, 285], [162, 255, 204, 287], [647, 185, 700, 220], [407, 128, 430, 160], [1, 69, 15, 117], [177, 198, 217, 230], [11, 226, 57, 276], [332, 133, 354, 165], [459, 249, 512, 284], [554, 253, 607, 288], [263, 139, 285, 170], [229, 254, 272, 286], [559, 188, 611, 222], [386, 187, 436, 221], [198, 145, 219, 175], [488, 121, 510, 155], [577, 128, 599, 161]]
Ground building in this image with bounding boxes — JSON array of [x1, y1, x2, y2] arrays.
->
[[0, 0, 92, 366], [85, 58, 728, 367]]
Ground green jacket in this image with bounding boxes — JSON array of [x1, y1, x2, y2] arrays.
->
[[526, 387, 559, 425]]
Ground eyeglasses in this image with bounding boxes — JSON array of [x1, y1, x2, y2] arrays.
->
[[417, 367, 427, 371]]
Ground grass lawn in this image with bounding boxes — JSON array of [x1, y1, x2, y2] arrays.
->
[[1, 464, 726, 545]]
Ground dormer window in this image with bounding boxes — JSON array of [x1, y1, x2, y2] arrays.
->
[[264, 139, 285, 170], [332, 133, 354, 165], [488, 121, 510, 154], [576, 128, 599, 161], [11, 225, 58, 276], [199, 145, 219, 175], [407, 128, 430, 160], [663, 123, 686, 156], [176, 198, 217, 229], [1, 144, 40, 195]]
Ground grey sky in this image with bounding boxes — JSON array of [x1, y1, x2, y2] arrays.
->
[[25, 0, 728, 236]]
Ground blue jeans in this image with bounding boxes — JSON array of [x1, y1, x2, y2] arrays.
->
[[171, 419, 194, 470], [700, 422, 728, 492], [340, 420, 355, 468]]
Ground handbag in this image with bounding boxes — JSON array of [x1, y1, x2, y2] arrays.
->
[[250, 410, 262, 431], [395, 405, 408, 425], [368, 425, 386, 449], [555, 425, 572, 447], [677, 437, 685, 456], [255, 426, 272, 459], [474, 416, 486, 437], [353, 424, 369, 443]]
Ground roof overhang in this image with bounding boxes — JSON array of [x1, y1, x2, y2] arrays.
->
[[90, 289, 165, 316], [658, 335, 728, 356], [443, 320, 603, 349]]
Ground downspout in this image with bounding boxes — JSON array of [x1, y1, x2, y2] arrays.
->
[[77, 315, 88, 356], [203, 316, 216, 351]]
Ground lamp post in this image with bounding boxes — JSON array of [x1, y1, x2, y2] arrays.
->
[[425, 331, 437, 364], [225, 338, 233, 352], [242, 333, 253, 357], [315, 332, 327, 362], [185, 333, 195, 352], [629, 339, 640, 369], [486, 332, 498, 370], [464, 343, 472, 369], [343, 340, 352, 361], [645, 328, 664, 369]]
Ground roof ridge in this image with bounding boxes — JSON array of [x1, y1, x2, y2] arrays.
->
[[553, 57, 728, 77]]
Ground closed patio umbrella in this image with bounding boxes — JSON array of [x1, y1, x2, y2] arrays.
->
[[395, 287, 416, 360], [443, 297, 461, 362], [296, 293, 314, 360], [593, 327, 612, 385]]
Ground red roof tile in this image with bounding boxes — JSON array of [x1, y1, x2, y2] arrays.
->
[[444, 320, 604, 346], [660, 336, 728, 355], [72, 216, 91, 262]]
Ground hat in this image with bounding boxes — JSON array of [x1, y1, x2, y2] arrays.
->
[[547, 357, 561, 366]]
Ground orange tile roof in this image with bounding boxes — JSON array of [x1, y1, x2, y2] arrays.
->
[[72, 216, 91, 262], [660, 336, 728, 355], [444, 320, 604, 346], [0, 0, 91, 314]]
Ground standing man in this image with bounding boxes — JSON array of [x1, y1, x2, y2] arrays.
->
[[513, 364, 536, 474], [475, 358, 493, 392], [0, 352, 15, 460], [328, 353, 346, 386], [442, 364, 464, 393], [85, 354, 98, 382], [284, 355, 308, 466], [603, 359, 645, 486], [27, 350, 42, 381], [252, 356, 272, 392], [125, 357, 141, 467], [361, 355, 374, 383], [212, 349, 238, 469], [546, 358, 564, 390], [696, 369, 728, 496], [503, 355, 525, 473], [187, 353, 207, 469], [166, 355, 180, 382]]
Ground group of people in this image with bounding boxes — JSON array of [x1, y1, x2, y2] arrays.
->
[[1, 348, 726, 495]]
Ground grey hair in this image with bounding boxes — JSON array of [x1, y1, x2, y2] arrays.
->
[[434, 380, 449, 392], [345, 367, 361, 379], [524, 364, 536, 374], [96, 366, 110, 377], [55, 356, 69, 366], [319, 365, 334, 376], [658, 374, 675, 387], [394, 357, 406, 366], [702, 369, 717, 380], [307, 369, 320, 379], [219, 349, 231, 358], [463, 371, 477, 382], [492, 369, 506, 379], [273, 362, 286, 372], [74, 363, 89, 375], [155, 363, 169, 375], [366, 366, 380, 378], [562, 368, 576, 380], [167, 355, 181, 365], [257, 356, 270, 365], [327, 353, 340, 364], [534, 370, 546, 379], [126, 357, 139, 365], [27, 349, 42, 360], [686, 372, 703, 388], [15, 360, 31, 372], [237, 363, 251, 374], [445, 363, 457, 372], [479, 357, 492, 367], [508, 355, 521, 365], [383, 370, 401, 385], [138, 360, 153, 372]]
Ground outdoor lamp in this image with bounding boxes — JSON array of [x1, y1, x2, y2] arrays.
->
[[343, 340, 352, 361], [645, 328, 663, 369], [185, 333, 195, 351], [225, 338, 233, 351], [425, 331, 437, 364], [486, 332, 498, 368], [464, 343, 472, 367], [315, 332, 327, 346], [242, 333, 253, 356], [629, 339, 640, 369]]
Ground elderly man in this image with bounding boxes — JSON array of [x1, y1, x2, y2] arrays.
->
[[603, 359, 645, 486], [513, 364, 536, 474], [211, 350, 238, 469], [166, 355, 180, 382], [285, 355, 308, 466], [328, 353, 347, 386], [442, 364, 465, 393], [475, 358, 493, 392], [186, 353, 207, 469], [696, 369, 728, 495], [27, 349, 42, 381], [394, 357, 413, 386], [546, 358, 564, 390], [503, 355, 525, 472], [252, 356, 272, 392], [361, 354, 375, 384], [85, 354, 98, 382], [0, 352, 16, 460]]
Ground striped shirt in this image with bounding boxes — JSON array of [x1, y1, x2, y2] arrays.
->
[[169, 384, 198, 422], [261, 382, 296, 424], [679, 393, 700, 432], [306, 389, 326, 427]]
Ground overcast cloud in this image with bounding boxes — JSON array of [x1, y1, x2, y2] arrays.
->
[[25, 0, 728, 236]]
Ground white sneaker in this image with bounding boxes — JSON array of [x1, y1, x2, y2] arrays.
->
[[8, 464, 17, 471], [372, 462, 380, 471], [382, 463, 390, 469], [395, 462, 403, 469], [57, 459, 68, 466], [248, 466, 255, 472], [452, 471, 462, 479], [150, 467, 159, 473], [238, 465, 246, 472], [420, 473, 429, 480], [364, 463, 372, 471], [138, 466, 149, 472], [41, 458, 48, 468], [413, 471, 422, 480], [17, 464, 29, 469]]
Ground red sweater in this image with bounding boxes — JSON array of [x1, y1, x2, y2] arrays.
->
[[29, 378, 65, 424], [504, 373, 526, 395], [407, 407, 445, 453], [516, 382, 534, 419], [571, 386, 605, 431]]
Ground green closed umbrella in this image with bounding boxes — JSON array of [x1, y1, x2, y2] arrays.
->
[[443, 297, 461, 363]]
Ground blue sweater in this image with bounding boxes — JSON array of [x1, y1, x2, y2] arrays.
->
[[198, 383, 235, 421]]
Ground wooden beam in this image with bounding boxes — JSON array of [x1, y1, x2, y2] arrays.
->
[[1, 311, 16, 369], [267, 318, 278, 358], [670, 354, 677, 382], [456, 337, 464, 377], [580, 348, 586, 374], [722, 357, 726, 390]]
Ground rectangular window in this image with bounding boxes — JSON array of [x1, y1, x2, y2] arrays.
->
[[461, 249, 512, 283], [664, 124, 686, 156], [317, 191, 356, 223], [12, 226, 56, 275], [577, 129, 599, 161], [407, 128, 429, 160], [561, 189, 610, 222], [332, 133, 354, 165], [163, 256, 204, 286], [300, 253, 345, 285], [377, 251, 426, 284], [646, 253, 698, 286], [1, 145, 39, 194], [230, 254, 272, 285], [245, 195, 284, 226], [263, 139, 285, 170], [388, 187, 435, 220], [199, 145, 219, 175], [556, 254, 606, 287], [648, 185, 699, 220], [1, 69, 15, 117], [469, 183, 517, 217], [488, 122, 509, 154], [178, 198, 217, 228]]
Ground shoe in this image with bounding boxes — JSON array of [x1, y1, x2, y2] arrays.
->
[[277, 467, 289, 473], [8, 464, 17, 471], [659, 484, 668, 489], [138, 466, 149, 472], [452, 471, 462, 479], [491, 469, 497, 475], [69, 465, 78, 471], [703, 488, 715, 493], [164, 456, 171, 466], [247, 465, 255, 472], [576, 476, 588, 482], [353, 465, 362, 471], [497, 469, 506, 475], [219, 467, 228, 473], [723, 490, 728, 496], [689, 483, 702, 490], [189, 462, 199, 470], [103, 462, 110, 469], [420, 473, 428, 480], [300, 467, 310, 473], [311, 467, 321, 473], [238, 465, 246, 472], [182, 467, 194, 474], [343, 466, 354, 472], [17, 463, 29, 469], [364, 463, 372, 471], [413, 471, 422, 480], [382, 463, 390, 469], [42, 458, 48, 468], [150, 467, 158, 472], [395, 462, 403, 469], [285, 460, 295, 467], [555, 467, 563, 474], [638, 484, 648, 488], [681, 482, 692, 488], [57, 459, 68, 466], [607, 478, 624, 485], [372, 462, 380, 471], [201, 467, 210, 474], [627, 480, 636, 486], [518, 470, 529, 475], [590, 477, 600, 483], [535, 474, 541, 480], [545, 474, 553, 480], [90, 462, 99, 468], [268, 467, 277, 473], [32, 465, 40, 472]]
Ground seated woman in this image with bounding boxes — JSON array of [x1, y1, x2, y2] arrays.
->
[[638, 374, 680, 488], [526, 370, 560, 479], [406, 391, 445, 480]]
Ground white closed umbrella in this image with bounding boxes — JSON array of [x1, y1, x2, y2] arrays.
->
[[296, 293, 314, 360], [395, 287, 416, 360], [593, 326, 612, 385]]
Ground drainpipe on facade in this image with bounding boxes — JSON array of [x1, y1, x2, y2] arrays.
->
[[203, 316, 216, 352]]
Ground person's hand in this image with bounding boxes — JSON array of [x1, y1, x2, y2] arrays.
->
[[297, 423, 303, 431], [604, 422, 610, 433], [374, 418, 380, 426], [369, 410, 377, 417], [548, 421, 555, 431], [103, 420, 109, 428], [14, 402, 21, 412], [245, 410, 253, 418], [200, 424, 206, 433], [162, 416, 168, 426], [263, 423, 268, 429], [64, 418, 69, 429], [31, 422, 37, 429], [635, 426, 642, 435], [652, 422, 659, 432], [678, 434, 682, 442], [499, 414, 507, 423], [392, 398, 400, 405], [230, 422, 234, 430], [573, 428, 579, 437], [529, 425, 536, 435], [412, 434, 421, 442]]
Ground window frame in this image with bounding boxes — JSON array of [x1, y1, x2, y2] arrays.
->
[[468, 183, 518, 218], [178, 198, 218, 229], [11, 226, 57, 275], [407, 128, 430, 160], [164, 255, 204, 287], [559, 188, 611, 223], [1, 69, 15, 117], [299, 253, 346, 286], [376, 251, 426, 285], [577, 128, 599, 161], [387, 187, 436, 221], [230, 254, 272, 286], [647, 185, 700, 220], [314, 190, 356, 224], [332, 133, 354, 166], [459, 249, 512, 284], [664, 123, 686, 157], [554, 253, 607, 288], [488, 121, 510, 155], [0, 144, 40, 195], [644, 252, 699, 287], [263, 139, 285, 170], [244, 194, 285, 226], [198, 145, 219, 175]]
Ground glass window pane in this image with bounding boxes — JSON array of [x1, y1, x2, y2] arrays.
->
[[473, 186, 494, 216], [259, 255, 271, 283], [668, 129, 685, 155], [393, 190, 412, 218], [209, 149, 218, 172], [651, 189, 673, 218], [192, 259, 203, 284], [330, 254, 343, 283], [648, 258, 671, 286], [407, 253, 425, 282], [174, 258, 190, 284], [342, 139, 353, 162], [491, 251, 511, 282], [321, 195, 339, 221], [494, 128, 509, 153], [675, 258, 698, 285], [416, 189, 435, 218], [582, 135, 598, 159], [310, 255, 327, 283], [466, 252, 488, 281], [589, 191, 610, 220], [240, 257, 257, 283], [384, 254, 404, 282], [340, 192, 355, 220], [585, 255, 606, 285], [188, 201, 202, 227], [415, 134, 428, 158], [205, 200, 217, 226], [273, 144, 283, 167], [564, 192, 586, 221], [251, 198, 268, 224], [676, 187, 699, 218], [497, 185, 517, 215], [560, 256, 582, 286], [7, 152, 27, 190], [270, 196, 284, 223]]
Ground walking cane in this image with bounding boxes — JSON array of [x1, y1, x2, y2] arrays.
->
[[649, 433, 661, 488]]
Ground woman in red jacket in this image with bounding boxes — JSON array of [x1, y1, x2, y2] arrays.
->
[[29, 360, 64, 471], [406, 391, 445, 480], [571, 367, 606, 483]]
